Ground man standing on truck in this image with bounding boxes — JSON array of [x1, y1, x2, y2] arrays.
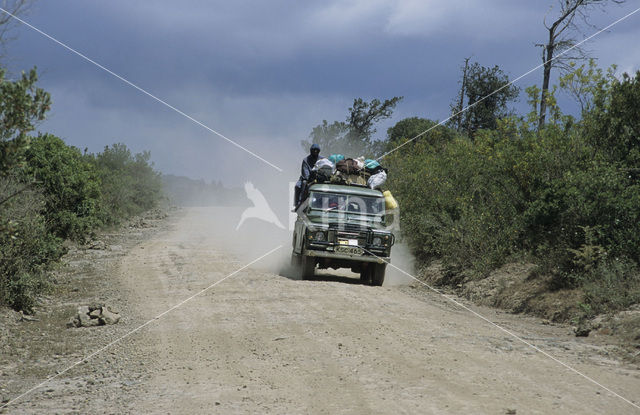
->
[[293, 143, 322, 209]]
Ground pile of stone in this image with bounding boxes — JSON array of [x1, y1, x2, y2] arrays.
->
[[67, 304, 120, 328], [86, 240, 108, 250]]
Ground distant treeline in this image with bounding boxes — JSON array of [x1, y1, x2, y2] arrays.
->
[[0, 68, 163, 311], [162, 174, 245, 207]]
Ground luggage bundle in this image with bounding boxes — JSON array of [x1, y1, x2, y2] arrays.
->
[[312, 158, 335, 182], [313, 154, 389, 190], [383, 190, 399, 210], [308, 153, 399, 211], [327, 154, 345, 164], [368, 170, 387, 189], [335, 158, 361, 174]]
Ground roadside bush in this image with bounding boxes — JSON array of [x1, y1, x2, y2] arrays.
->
[[386, 119, 526, 278], [1, 67, 164, 311], [387, 117, 455, 151], [580, 259, 640, 316], [0, 175, 64, 311], [527, 161, 640, 282], [386, 71, 640, 315], [24, 134, 102, 241], [582, 70, 640, 167], [92, 143, 163, 225]]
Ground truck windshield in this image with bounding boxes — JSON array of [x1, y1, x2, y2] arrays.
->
[[309, 192, 384, 215]]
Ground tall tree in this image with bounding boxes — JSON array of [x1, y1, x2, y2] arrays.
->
[[449, 62, 518, 137], [450, 57, 471, 131], [303, 120, 349, 155], [0, 68, 51, 174], [302, 97, 402, 157], [347, 97, 403, 140], [537, 0, 624, 130]]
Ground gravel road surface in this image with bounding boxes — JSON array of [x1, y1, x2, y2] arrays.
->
[[2, 207, 639, 414]]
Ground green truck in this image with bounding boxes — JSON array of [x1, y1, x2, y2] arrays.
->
[[291, 183, 395, 285]]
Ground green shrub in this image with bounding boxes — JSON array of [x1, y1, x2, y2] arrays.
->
[[92, 143, 163, 224], [24, 134, 102, 240], [583, 70, 640, 167], [386, 119, 526, 278], [1, 67, 163, 311], [386, 94, 640, 298], [580, 259, 640, 316], [0, 68, 51, 172], [0, 175, 64, 311]]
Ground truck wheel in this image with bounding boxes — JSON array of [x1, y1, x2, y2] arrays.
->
[[290, 253, 302, 280], [301, 256, 315, 280], [360, 265, 371, 285], [371, 263, 386, 286]]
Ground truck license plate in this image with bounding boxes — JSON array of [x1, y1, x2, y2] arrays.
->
[[335, 245, 362, 255]]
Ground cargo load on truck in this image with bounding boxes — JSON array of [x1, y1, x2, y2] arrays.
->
[[311, 155, 388, 190]]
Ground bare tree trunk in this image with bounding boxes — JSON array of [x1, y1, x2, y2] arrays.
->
[[456, 57, 470, 131], [537, 0, 591, 131], [538, 35, 555, 130]]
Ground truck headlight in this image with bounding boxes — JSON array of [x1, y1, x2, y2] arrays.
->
[[314, 231, 325, 242], [372, 236, 382, 246]]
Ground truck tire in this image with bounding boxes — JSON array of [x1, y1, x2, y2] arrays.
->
[[290, 253, 301, 280], [301, 255, 315, 280], [360, 265, 371, 285], [371, 263, 386, 286]]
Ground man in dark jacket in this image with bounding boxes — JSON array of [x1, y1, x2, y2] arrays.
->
[[294, 144, 322, 209]]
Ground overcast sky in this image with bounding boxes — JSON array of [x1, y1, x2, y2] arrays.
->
[[3, 0, 640, 186]]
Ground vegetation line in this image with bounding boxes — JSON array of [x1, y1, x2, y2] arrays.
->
[[1, 68, 163, 311]]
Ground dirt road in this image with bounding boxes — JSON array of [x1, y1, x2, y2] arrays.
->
[[3, 207, 640, 414]]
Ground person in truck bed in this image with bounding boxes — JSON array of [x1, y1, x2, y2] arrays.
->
[[294, 143, 322, 209]]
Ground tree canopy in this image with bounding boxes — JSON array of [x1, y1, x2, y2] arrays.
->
[[450, 62, 519, 137], [302, 97, 402, 157], [0, 68, 50, 172]]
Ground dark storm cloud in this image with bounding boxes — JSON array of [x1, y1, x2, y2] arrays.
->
[[3, 0, 639, 183]]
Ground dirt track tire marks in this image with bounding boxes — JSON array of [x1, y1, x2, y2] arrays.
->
[[4, 207, 640, 414], [120, 208, 640, 414]]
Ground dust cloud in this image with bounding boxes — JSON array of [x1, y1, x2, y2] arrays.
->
[[163, 143, 415, 286], [385, 242, 416, 286]]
